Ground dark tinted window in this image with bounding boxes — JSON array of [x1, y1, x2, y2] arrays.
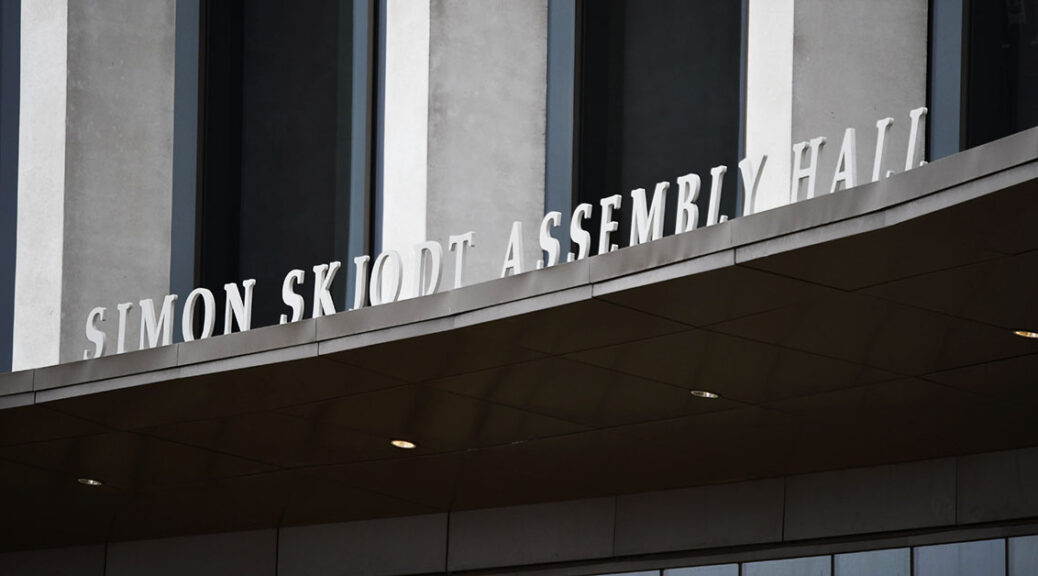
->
[[576, 0, 742, 248], [967, 0, 1038, 147], [929, 0, 1038, 158], [199, 0, 356, 328]]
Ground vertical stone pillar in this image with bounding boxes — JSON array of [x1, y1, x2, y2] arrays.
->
[[13, 0, 176, 367], [745, 0, 928, 212], [381, 0, 431, 297], [13, 0, 67, 369], [745, 0, 794, 214], [381, 0, 548, 291], [426, 0, 547, 285]]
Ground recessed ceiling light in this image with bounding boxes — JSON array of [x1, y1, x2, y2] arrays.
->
[[690, 390, 720, 399], [1013, 330, 1038, 339], [76, 477, 103, 487], [390, 439, 417, 450]]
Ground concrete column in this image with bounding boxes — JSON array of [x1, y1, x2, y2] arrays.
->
[[745, 0, 794, 214], [380, 0, 548, 291], [13, 0, 68, 370], [58, 0, 176, 363], [425, 0, 547, 286], [13, 0, 176, 368], [791, 0, 928, 197], [746, 0, 928, 212], [381, 0, 431, 298]]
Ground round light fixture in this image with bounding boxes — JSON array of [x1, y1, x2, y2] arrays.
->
[[390, 439, 417, 450], [76, 477, 103, 487], [1013, 330, 1038, 339], [690, 390, 720, 399]]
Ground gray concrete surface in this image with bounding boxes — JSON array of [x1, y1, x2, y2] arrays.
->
[[12, 0, 67, 370], [792, 0, 929, 198], [426, 0, 547, 286], [59, 0, 176, 363]]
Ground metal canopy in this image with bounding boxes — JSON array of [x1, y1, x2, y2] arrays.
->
[[1, 129, 1037, 551]]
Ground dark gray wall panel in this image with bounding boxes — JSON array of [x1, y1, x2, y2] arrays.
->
[[0, 545, 104, 576], [447, 497, 615, 571], [106, 529, 275, 576], [615, 479, 783, 555], [784, 459, 956, 540], [958, 447, 1038, 524], [278, 514, 447, 576]]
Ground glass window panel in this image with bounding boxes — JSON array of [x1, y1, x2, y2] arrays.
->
[[744, 556, 831, 576], [664, 564, 738, 576], [577, 0, 742, 246], [914, 539, 1006, 576], [1010, 535, 1038, 576], [834, 548, 909, 576], [597, 572, 659, 576], [199, 0, 356, 328], [966, 0, 1038, 147]]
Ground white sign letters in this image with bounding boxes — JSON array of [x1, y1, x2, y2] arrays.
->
[[84, 108, 928, 359]]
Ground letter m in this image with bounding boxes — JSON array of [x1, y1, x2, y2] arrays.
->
[[629, 182, 669, 246], [139, 294, 178, 349]]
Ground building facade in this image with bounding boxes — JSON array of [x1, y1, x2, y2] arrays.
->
[[1, 0, 1038, 575]]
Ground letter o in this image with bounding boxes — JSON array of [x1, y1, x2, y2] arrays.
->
[[369, 250, 403, 305], [182, 288, 216, 341]]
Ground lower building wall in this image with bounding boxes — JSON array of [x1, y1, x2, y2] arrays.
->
[[2, 446, 1037, 575]]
